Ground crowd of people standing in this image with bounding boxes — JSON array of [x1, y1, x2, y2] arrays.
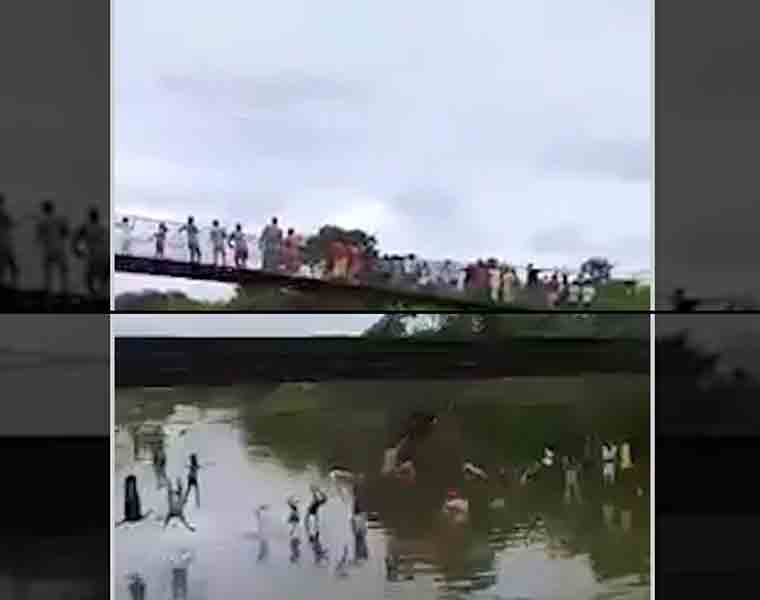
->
[[0, 193, 109, 297], [117, 214, 604, 308]]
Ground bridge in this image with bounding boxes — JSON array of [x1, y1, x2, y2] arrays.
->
[[115, 336, 649, 386], [114, 214, 650, 310], [115, 254, 530, 310]]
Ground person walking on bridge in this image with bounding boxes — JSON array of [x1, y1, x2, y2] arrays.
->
[[229, 223, 249, 268], [259, 217, 283, 271], [72, 207, 108, 297], [178, 216, 201, 264], [283, 227, 303, 273], [36, 200, 70, 295], [116, 216, 136, 254], [153, 222, 168, 259], [209, 220, 227, 267]]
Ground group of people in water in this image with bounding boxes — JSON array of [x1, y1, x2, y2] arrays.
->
[[116, 214, 606, 308], [117, 415, 644, 599], [0, 195, 109, 297]]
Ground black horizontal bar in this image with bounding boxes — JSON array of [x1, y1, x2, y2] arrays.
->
[[115, 336, 649, 386], [657, 436, 760, 514]]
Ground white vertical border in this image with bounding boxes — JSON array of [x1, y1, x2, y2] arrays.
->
[[110, 321, 115, 599], [649, 0, 656, 593], [109, 2, 115, 592], [109, 0, 115, 313]]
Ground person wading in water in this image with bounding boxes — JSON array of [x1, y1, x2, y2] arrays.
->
[[116, 475, 154, 527], [164, 477, 196, 532]]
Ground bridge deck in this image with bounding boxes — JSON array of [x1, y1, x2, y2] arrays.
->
[[115, 254, 528, 310]]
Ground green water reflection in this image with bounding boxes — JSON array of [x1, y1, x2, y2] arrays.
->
[[115, 378, 650, 600]]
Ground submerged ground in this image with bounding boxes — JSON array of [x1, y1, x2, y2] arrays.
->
[[114, 379, 650, 600]]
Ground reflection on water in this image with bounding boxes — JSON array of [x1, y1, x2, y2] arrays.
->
[[114, 381, 650, 600]]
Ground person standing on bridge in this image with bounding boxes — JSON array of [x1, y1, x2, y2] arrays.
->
[[259, 217, 283, 271], [0, 193, 19, 290], [209, 220, 227, 267], [283, 227, 303, 273], [116, 216, 136, 254], [153, 222, 168, 259], [72, 207, 108, 297], [501, 267, 517, 304], [36, 200, 70, 296], [228, 223, 249, 268], [178, 216, 201, 264], [329, 238, 349, 280]]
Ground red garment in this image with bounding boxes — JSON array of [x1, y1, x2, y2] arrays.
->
[[283, 234, 302, 272], [329, 240, 347, 267], [473, 265, 488, 289], [348, 244, 363, 277]]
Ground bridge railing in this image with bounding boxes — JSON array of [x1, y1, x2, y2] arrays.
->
[[113, 213, 264, 269], [113, 213, 651, 306]]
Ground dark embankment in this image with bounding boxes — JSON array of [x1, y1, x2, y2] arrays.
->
[[115, 336, 649, 387]]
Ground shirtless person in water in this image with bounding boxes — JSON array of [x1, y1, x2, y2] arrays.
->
[[164, 477, 195, 532], [305, 485, 328, 541]]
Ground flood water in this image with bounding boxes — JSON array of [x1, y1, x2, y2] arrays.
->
[[114, 379, 650, 600]]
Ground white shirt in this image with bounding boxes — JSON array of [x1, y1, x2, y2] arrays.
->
[[210, 226, 226, 249], [582, 285, 597, 304], [567, 284, 581, 303], [229, 230, 248, 252], [182, 224, 199, 246], [620, 442, 633, 469]]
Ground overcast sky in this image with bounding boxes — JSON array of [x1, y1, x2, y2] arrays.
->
[[114, 0, 650, 300]]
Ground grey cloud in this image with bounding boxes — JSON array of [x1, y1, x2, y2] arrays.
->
[[159, 72, 370, 111], [529, 225, 649, 268], [529, 224, 597, 255], [115, 184, 285, 225], [390, 187, 465, 223], [541, 138, 650, 181]]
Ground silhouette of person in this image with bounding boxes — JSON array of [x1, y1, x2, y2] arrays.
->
[[116, 475, 154, 526], [671, 288, 700, 312], [126, 573, 146, 600], [35, 200, 70, 295], [73, 207, 108, 297], [153, 443, 168, 489], [305, 485, 328, 541], [164, 477, 195, 531], [154, 222, 168, 258], [287, 496, 300, 537], [0, 193, 19, 289], [184, 453, 202, 508]]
